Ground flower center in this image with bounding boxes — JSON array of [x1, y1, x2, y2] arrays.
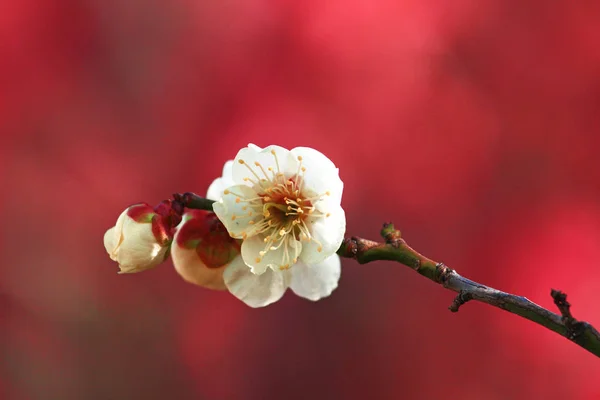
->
[[226, 150, 332, 270]]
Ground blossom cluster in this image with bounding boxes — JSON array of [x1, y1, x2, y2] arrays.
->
[[103, 145, 346, 307]]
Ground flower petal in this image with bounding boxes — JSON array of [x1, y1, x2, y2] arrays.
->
[[115, 217, 167, 273], [289, 255, 341, 301], [212, 184, 262, 239], [240, 235, 269, 275], [300, 205, 346, 265], [171, 229, 227, 291], [206, 160, 236, 201], [241, 234, 302, 274], [290, 147, 343, 207], [247, 143, 262, 151], [104, 210, 128, 258], [232, 145, 299, 187], [223, 256, 288, 307], [103, 226, 118, 259]]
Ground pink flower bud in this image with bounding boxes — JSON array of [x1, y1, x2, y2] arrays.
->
[[171, 209, 241, 290], [103, 203, 171, 274]]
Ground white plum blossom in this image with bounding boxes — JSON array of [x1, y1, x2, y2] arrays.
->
[[213, 144, 345, 274], [102, 144, 346, 308], [103, 204, 170, 274], [209, 144, 345, 307]]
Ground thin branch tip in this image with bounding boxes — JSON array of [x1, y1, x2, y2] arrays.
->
[[436, 263, 452, 283], [337, 223, 600, 358], [449, 290, 473, 312], [551, 289, 586, 340], [551, 289, 572, 318]]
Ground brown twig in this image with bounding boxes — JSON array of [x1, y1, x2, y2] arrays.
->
[[173, 192, 215, 212], [551, 289, 588, 341], [178, 194, 600, 357], [448, 290, 473, 312], [337, 223, 600, 358]]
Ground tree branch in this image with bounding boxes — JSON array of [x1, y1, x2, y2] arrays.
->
[[337, 223, 600, 358], [173, 192, 215, 212], [176, 193, 600, 357]]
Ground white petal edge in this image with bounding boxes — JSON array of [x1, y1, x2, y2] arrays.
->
[[290, 147, 343, 207], [104, 210, 128, 258], [103, 227, 118, 260], [231, 145, 299, 187], [223, 256, 288, 308], [212, 184, 262, 239], [206, 160, 236, 201], [300, 205, 346, 265], [289, 255, 341, 301], [247, 143, 262, 151]]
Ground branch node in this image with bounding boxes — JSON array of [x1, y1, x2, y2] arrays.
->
[[436, 263, 452, 283], [381, 222, 402, 247], [449, 290, 473, 312], [413, 258, 421, 270], [337, 237, 359, 260], [348, 237, 359, 257], [551, 289, 585, 340]]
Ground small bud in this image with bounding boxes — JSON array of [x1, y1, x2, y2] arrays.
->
[[171, 210, 241, 290], [103, 203, 171, 274]]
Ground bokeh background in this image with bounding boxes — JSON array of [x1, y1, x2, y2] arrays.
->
[[2, 1, 600, 399]]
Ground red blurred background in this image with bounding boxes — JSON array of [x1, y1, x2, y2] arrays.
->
[[2, 1, 600, 399]]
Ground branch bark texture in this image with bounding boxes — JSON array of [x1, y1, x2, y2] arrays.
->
[[337, 223, 600, 358]]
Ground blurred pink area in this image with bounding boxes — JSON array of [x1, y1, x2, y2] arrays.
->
[[2, 1, 600, 399]]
